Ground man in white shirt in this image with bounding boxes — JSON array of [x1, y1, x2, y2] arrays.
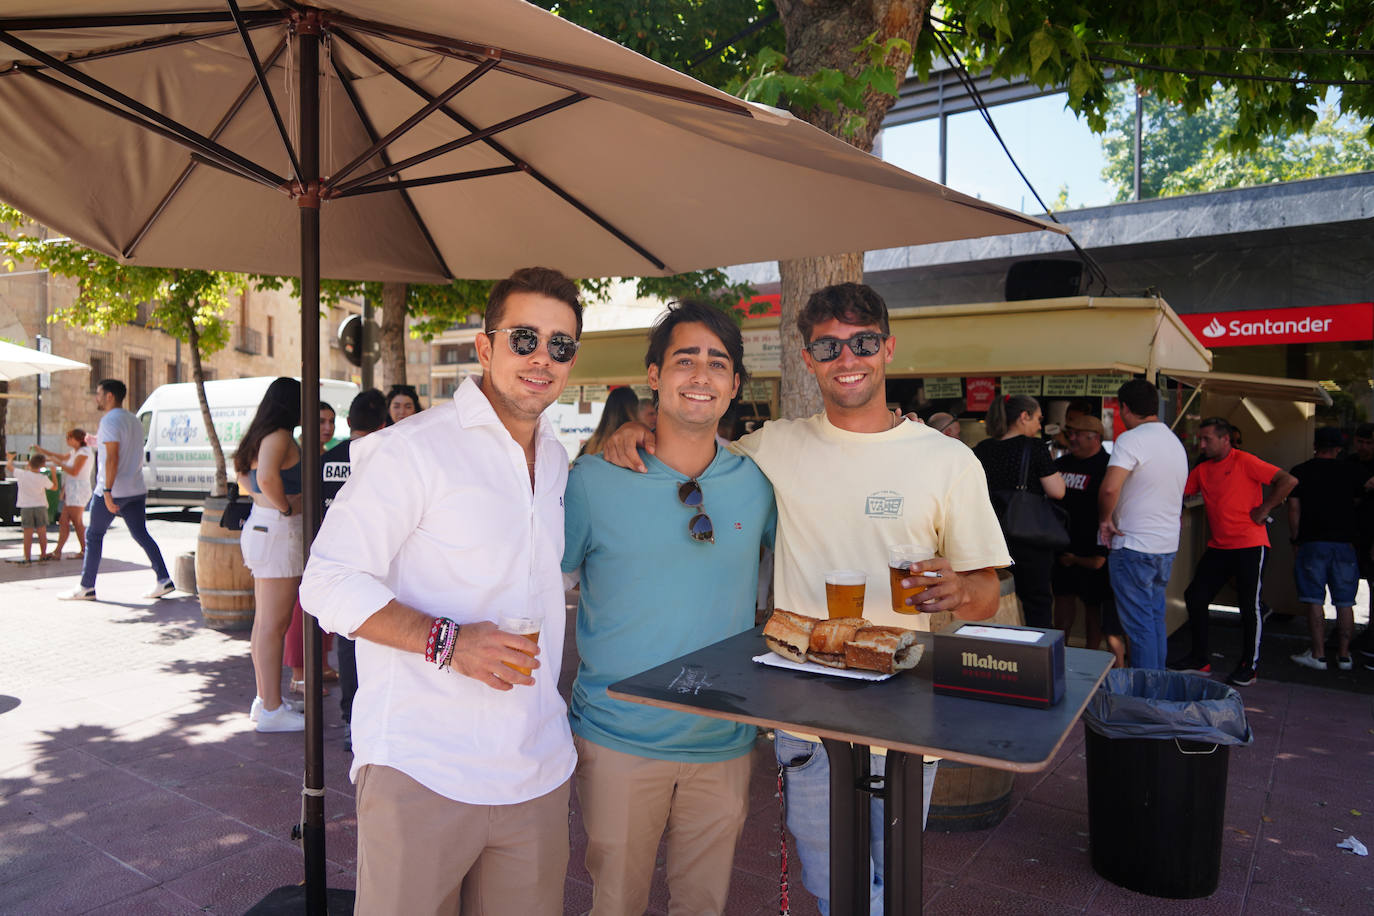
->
[[605, 282, 1009, 915], [300, 267, 582, 916], [1097, 378, 1189, 669], [61, 378, 174, 601]]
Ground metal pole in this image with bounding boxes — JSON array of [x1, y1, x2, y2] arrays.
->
[[360, 294, 374, 390], [1133, 88, 1143, 201], [296, 12, 327, 915]]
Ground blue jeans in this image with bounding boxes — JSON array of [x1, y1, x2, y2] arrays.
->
[[81, 494, 170, 589], [1108, 548, 1175, 669], [774, 732, 937, 916]]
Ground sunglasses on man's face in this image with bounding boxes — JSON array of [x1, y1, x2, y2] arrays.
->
[[678, 478, 714, 544], [804, 332, 888, 362], [487, 327, 579, 363]]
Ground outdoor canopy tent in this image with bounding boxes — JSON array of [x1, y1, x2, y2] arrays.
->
[[0, 2, 1063, 909]]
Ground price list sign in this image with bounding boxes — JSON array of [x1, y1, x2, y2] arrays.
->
[[923, 376, 963, 399], [1043, 375, 1087, 397], [1000, 376, 1043, 396]]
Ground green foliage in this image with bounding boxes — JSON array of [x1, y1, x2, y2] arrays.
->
[[581, 268, 759, 324], [927, 1, 1374, 148], [0, 212, 238, 355], [1100, 83, 1374, 201], [728, 33, 912, 136]]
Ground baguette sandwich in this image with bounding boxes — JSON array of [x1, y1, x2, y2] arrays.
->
[[843, 626, 924, 675], [806, 617, 870, 668], [761, 609, 818, 664]]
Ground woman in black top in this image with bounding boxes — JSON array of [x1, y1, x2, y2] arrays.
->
[[974, 394, 1066, 628]]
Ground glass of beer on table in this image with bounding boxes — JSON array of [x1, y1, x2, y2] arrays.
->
[[889, 544, 936, 614], [498, 614, 541, 679], [824, 569, 866, 618]]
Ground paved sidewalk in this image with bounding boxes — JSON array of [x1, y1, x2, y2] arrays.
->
[[2, 511, 1372, 914]]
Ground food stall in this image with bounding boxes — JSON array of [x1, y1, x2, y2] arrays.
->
[[568, 295, 1328, 629]]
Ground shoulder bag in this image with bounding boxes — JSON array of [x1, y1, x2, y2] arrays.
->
[[220, 482, 253, 532], [992, 441, 1071, 550]]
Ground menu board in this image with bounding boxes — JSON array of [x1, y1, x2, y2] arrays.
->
[[739, 379, 774, 403], [1043, 375, 1087, 397], [1001, 376, 1043, 396], [1086, 374, 1130, 397], [557, 386, 581, 405], [923, 376, 963, 399], [631, 384, 653, 399], [742, 329, 783, 375], [580, 385, 610, 403]]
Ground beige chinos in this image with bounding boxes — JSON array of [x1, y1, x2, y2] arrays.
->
[[574, 736, 752, 916], [353, 764, 570, 915]]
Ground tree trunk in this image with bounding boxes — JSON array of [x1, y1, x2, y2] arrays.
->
[[187, 320, 228, 497], [777, 252, 864, 418], [773, 0, 927, 419], [379, 281, 408, 389]]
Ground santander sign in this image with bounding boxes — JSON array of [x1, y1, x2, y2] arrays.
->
[[1181, 303, 1373, 348]]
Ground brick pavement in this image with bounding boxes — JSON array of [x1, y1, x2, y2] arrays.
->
[[2, 510, 1372, 915]]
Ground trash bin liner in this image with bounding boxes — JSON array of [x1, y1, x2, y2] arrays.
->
[[1082, 669, 1252, 899]]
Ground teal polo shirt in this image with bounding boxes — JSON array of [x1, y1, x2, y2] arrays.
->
[[562, 447, 776, 762]]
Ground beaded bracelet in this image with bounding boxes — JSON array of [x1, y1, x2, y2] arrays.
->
[[424, 617, 452, 664], [436, 621, 460, 671]]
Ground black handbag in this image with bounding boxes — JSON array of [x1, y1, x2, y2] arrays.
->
[[992, 441, 1071, 550], [220, 483, 253, 531]]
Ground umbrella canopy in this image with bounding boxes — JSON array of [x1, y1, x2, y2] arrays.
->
[[0, 0, 1059, 284], [0, 339, 89, 382]]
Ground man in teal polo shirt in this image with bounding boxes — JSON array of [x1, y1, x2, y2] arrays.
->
[[563, 300, 776, 916]]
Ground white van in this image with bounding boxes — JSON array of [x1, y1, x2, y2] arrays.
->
[[135, 377, 361, 505]]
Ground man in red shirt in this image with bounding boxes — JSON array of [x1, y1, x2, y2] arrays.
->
[[1174, 418, 1297, 686]]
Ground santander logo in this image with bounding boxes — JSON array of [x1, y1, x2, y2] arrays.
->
[[1182, 303, 1372, 348], [1202, 318, 1227, 339]]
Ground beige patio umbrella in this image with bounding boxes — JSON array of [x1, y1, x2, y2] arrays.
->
[[0, 2, 1062, 907]]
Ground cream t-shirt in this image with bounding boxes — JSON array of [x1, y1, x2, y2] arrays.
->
[[731, 414, 1012, 751]]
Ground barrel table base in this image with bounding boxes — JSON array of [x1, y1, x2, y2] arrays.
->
[[196, 497, 254, 630]]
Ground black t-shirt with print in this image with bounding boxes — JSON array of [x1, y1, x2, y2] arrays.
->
[[974, 435, 1057, 495], [320, 438, 354, 516], [1055, 448, 1111, 556]]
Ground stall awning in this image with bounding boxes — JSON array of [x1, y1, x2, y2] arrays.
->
[[568, 294, 1212, 385], [1160, 370, 1333, 406]]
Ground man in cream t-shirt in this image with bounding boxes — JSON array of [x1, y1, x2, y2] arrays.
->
[[606, 282, 1009, 915]]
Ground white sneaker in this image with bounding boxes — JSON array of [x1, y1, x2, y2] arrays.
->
[[249, 696, 301, 721], [144, 579, 176, 599], [255, 702, 305, 733], [1337, 656, 1354, 671], [59, 585, 96, 601], [1290, 649, 1328, 671]]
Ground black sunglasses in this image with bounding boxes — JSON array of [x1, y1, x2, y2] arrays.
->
[[487, 327, 579, 363], [804, 332, 888, 362], [678, 478, 714, 544]]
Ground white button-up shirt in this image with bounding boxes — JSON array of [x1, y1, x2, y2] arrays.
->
[[302, 376, 575, 805]]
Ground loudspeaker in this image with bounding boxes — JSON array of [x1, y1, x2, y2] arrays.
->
[[1005, 260, 1083, 301]]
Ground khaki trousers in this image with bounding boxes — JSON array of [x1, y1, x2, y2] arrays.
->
[[574, 736, 752, 916], [354, 764, 570, 916]]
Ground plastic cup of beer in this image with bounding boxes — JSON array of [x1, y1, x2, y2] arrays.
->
[[498, 615, 541, 679], [824, 569, 867, 618], [888, 544, 936, 614]]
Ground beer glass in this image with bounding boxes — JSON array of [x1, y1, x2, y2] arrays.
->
[[888, 544, 936, 614], [824, 569, 866, 618], [498, 615, 541, 679]]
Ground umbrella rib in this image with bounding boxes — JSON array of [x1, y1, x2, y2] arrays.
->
[[328, 58, 499, 188], [225, 0, 302, 186], [333, 28, 666, 272], [0, 30, 287, 192], [123, 35, 292, 260], [329, 12, 753, 119], [0, 11, 280, 30], [327, 93, 587, 197], [0, 22, 280, 80], [332, 165, 524, 198], [327, 47, 455, 281], [19, 67, 286, 195]]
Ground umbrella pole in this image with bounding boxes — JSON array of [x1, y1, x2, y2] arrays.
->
[[296, 12, 328, 916]]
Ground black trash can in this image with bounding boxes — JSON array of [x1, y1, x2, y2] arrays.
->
[[0, 479, 16, 525], [1083, 669, 1252, 899]]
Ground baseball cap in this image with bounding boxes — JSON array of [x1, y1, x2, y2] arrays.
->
[[1314, 426, 1344, 449], [1065, 415, 1104, 436]]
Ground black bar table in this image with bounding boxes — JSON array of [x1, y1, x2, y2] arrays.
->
[[608, 626, 1114, 916]]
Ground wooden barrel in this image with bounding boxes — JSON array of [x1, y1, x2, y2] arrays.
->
[[927, 759, 1015, 831], [196, 496, 255, 630], [925, 570, 1021, 831]]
